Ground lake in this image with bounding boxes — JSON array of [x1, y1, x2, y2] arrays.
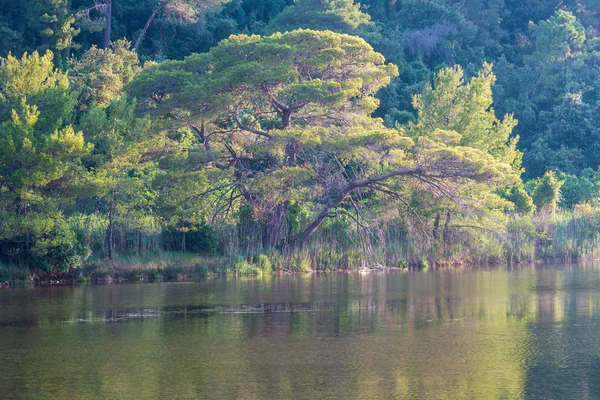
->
[[1, 264, 599, 399]]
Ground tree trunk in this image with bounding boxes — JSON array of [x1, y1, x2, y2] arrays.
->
[[442, 210, 451, 247], [265, 201, 289, 248], [20, 201, 30, 252], [432, 213, 440, 240], [292, 187, 356, 247], [292, 167, 421, 247], [102, 0, 112, 49], [134, 7, 160, 50], [262, 133, 299, 247], [292, 210, 330, 247], [15, 196, 30, 251], [281, 108, 292, 128], [182, 231, 186, 252], [108, 189, 115, 261], [285, 140, 299, 166]]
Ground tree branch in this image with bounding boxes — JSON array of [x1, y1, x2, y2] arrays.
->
[[291, 167, 422, 246], [234, 113, 273, 139]]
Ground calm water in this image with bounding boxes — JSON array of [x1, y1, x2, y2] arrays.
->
[[1, 264, 600, 399]]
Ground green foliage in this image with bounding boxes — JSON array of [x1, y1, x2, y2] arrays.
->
[[559, 169, 600, 208], [131, 31, 522, 251], [408, 63, 519, 163], [501, 184, 536, 215], [76, 95, 160, 259], [0, 50, 76, 132], [166, 224, 219, 253], [32, 0, 79, 54], [494, 10, 600, 178], [265, 0, 379, 41], [257, 253, 273, 273], [293, 254, 312, 272], [70, 40, 141, 108], [130, 29, 399, 247], [530, 171, 564, 213], [0, 0, 79, 61], [4, 0, 600, 271], [235, 258, 263, 274], [29, 217, 90, 271], [73, 0, 232, 58], [402, 64, 521, 237], [0, 51, 92, 271]]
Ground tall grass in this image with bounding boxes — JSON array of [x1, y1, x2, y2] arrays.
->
[[6, 205, 600, 282], [0, 260, 31, 282], [83, 251, 231, 281], [256, 205, 600, 270], [506, 205, 600, 262]]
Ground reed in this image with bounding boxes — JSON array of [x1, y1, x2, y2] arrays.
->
[[0, 261, 31, 282], [5, 206, 600, 283]]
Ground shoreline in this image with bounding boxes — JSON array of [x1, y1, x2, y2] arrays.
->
[[1, 256, 598, 288]]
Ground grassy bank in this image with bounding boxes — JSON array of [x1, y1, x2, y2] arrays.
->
[[2, 206, 600, 286], [0, 248, 407, 286]]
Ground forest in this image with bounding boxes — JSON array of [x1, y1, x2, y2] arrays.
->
[[2, 0, 600, 279]]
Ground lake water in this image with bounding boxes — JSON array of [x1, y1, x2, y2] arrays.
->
[[1, 264, 599, 399]]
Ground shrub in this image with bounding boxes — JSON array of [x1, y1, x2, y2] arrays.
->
[[29, 220, 91, 272], [235, 258, 259, 275], [417, 258, 430, 271], [295, 255, 312, 273], [257, 254, 272, 273]]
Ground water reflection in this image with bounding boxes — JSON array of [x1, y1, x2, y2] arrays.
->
[[0, 264, 599, 398]]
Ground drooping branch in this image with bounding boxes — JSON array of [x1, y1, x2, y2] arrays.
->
[[370, 183, 432, 240], [291, 167, 423, 246], [335, 209, 370, 232], [290, 154, 509, 247]]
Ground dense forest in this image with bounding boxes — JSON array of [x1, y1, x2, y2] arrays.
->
[[2, 0, 600, 277]]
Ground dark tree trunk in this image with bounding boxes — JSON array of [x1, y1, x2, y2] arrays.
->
[[285, 140, 299, 166], [291, 186, 357, 247], [291, 209, 330, 247], [443, 210, 451, 246], [291, 167, 421, 247], [102, 0, 112, 49], [265, 201, 289, 248], [432, 213, 440, 240], [263, 136, 299, 247], [281, 108, 292, 128], [134, 7, 160, 50], [108, 189, 115, 260], [24, 204, 30, 252]]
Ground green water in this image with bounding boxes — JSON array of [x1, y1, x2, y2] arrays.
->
[[1, 264, 599, 399]]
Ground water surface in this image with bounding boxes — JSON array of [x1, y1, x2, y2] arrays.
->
[[1, 264, 600, 399]]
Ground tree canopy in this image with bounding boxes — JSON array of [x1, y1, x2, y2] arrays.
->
[[129, 30, 520, 247]]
